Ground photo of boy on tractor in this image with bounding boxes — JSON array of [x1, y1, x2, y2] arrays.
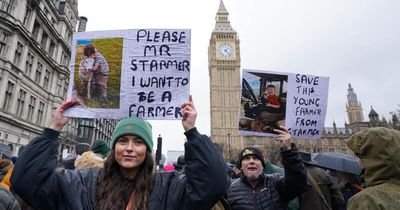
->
[[239, 70, 288, 134]]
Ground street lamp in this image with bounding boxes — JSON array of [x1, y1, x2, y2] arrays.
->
[[227, 133, 231, 161], [156, 135, 162, 166]]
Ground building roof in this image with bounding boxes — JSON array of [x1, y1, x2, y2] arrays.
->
[[217, 0, 229, 14], [368, 106, 378, 117], [213, 0, 236, 33]]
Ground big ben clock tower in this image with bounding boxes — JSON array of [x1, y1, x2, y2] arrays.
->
[[209, 0, 243, 160]]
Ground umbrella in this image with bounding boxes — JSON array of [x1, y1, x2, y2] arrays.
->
[[311, 152, 361, 175]]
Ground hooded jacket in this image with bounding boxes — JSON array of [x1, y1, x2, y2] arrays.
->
[[346, 127, 400, 210], [11, 127, 230, 210], [299, 165, 344, 210]]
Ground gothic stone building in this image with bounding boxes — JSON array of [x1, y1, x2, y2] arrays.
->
[[208, 1, 398, 161]]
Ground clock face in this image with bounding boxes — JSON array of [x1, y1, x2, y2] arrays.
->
[[218, 43, 234, 58]]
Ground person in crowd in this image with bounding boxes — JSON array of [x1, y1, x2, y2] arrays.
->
[[163, 164, 175, 172], [174, 155, 185, 172], [345, 127, 400, 210], [17, 146, 25, 157], [298, 152, 344, 210], [90, 139, 110, 158], [0, 159, 21, 210], [74, 151, 105, 170], [252, 144, 299, 210], [226, 162, 236, 180], [74, 139, 111, 169], [11, 96, 230, 210], [0, 159, 13, 190], [62, 154, 77, 170], [227, 127, 307, 210], [10, 157, 17, 165], [336, 171, 362, 210], [0, 185, 20, 210], [252, 144, 284, 174], [230, 163, 242, 179]]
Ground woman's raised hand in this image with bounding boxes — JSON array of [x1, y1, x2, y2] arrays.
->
[[181, 95, 197, 132], [49, 99, 78, 131]]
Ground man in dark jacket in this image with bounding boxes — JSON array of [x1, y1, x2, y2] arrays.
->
[[227, 127, 307, 210], [298, 152, 344, 210], [252, 144, 300, 210]]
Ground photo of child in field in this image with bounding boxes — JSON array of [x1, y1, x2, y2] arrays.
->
[[73, 38, 123, 108]]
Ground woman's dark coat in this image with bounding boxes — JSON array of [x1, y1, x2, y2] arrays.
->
[[11, 127, 229, 210]]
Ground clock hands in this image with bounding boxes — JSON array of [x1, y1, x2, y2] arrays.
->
[[218, 43, 233, 57]]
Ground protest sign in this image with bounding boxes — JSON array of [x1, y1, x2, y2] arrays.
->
[[65, 29, 191, 120], [238, 69, 329, 139]]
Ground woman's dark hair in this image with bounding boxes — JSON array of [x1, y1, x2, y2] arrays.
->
[[83, 44, 96, 57], [96, 150, 154, 210]]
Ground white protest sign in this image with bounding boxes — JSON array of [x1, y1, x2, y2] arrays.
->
[[65, 29, 191, 120], [238, 69, 329, 139], [286, 73, 329, 138]]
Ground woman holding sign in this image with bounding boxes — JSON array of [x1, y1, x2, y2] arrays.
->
[[11, 96, 229, 210]]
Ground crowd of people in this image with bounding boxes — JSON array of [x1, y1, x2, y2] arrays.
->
[[0, 96, 398, 209]]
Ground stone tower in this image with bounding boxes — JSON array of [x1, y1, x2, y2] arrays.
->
[[346, 84, 364, 123], [208, 0, 242, 160], [368, 106, 379, 126]]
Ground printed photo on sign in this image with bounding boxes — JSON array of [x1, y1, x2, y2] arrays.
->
[[73, 38, 123, 108], [239, 70, 288, 135], [238, 69, 329, 139]]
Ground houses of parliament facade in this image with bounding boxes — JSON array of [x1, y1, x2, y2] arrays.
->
[[208, 0, 399, 160], [0, 0, 397, 161]]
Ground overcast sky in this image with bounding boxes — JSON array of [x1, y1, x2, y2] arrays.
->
[[78, 0, 400, 155]]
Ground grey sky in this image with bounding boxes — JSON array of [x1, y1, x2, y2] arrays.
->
[[78, 0, 400, 154]]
